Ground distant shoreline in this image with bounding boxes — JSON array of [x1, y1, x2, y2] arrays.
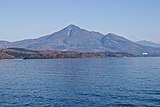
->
[[1, 56, 160, 61], [0, 48, 160, 60]]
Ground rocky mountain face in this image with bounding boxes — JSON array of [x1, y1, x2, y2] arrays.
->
[[1, 24, 160, 55]]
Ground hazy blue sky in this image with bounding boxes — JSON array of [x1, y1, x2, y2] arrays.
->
[[0, 0, 160, 42]]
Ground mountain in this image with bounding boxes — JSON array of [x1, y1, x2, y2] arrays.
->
[[0, 24, 160, 56], [6, 25, 105, 52], [100, 33, 147, 54], [137, 40, 160, 48]]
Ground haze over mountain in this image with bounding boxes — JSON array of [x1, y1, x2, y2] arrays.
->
[[0, 25, 160, 55]]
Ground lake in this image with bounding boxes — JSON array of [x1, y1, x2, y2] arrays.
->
[[0, 58, 160, 106]]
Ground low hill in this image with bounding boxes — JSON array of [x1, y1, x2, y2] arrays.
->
[[1, 47, 160, 60]]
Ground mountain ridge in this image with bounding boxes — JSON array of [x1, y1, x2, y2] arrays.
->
[[0, 24, 160, 55], [137, 40, 160, 48]]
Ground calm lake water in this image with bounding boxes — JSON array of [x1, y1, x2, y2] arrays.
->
[[0, 58, 160, 107]]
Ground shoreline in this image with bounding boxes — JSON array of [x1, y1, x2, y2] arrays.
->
[[1, 56, 160, 61], [1, 48, 160, 60]]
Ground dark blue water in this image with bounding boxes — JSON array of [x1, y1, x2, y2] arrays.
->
[[0, 58, 160, 107]]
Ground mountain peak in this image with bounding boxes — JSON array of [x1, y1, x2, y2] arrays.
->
[[62, 24, 81, 33], [67, 24, 80, 29]]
